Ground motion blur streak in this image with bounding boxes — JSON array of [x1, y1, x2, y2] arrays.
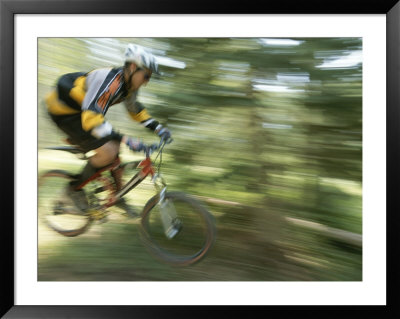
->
[[38, 38, 362, 281]]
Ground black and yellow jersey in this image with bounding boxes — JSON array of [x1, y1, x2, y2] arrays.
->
[[45, 67, 160, 139]]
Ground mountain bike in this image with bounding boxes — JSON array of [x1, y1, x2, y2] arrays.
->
[[38, 138, 216, 266]]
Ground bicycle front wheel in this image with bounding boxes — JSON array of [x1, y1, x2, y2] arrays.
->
[[139, 192, 216, 266], [38, 170, 93, 237]]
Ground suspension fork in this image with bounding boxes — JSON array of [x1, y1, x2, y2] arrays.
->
[[151, 171, 167, 201], [152, 173, 181, 239]]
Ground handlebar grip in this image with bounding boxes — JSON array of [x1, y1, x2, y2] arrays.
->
[[143, 143, 159, 156]]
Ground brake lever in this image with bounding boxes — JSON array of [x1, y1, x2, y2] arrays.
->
[[160, 136, 173, 146], [145, 143, 159, 156], [144, 138, 172, 158], [151, 143, 159, 152]]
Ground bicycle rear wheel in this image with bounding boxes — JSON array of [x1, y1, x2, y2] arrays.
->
[[38, 170, 93, 237], [139, 191, 216, 266]]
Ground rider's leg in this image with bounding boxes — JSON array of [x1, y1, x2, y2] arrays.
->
[[110, 165, 124, 191], [71, 140, 121, 189], [91, 141, 137, 215], [90, 140, 124, 192], [88, 140, 120, 168], [67, 140, 120, 211], [69, 139, 137, 215]]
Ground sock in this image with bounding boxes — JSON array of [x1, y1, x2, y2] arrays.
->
[[110, 165, 124, 191]]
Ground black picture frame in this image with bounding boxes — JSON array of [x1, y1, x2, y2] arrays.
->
[[1, 0, 399, 318]]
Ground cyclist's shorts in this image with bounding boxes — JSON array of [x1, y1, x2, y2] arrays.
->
[[49, 112, 113, 153]]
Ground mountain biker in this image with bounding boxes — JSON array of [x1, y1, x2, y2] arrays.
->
[[45, 43, 171, 212]]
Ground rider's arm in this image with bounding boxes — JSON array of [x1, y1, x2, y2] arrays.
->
[[81, 68, 123, 141], [124, 92, 165, 135]]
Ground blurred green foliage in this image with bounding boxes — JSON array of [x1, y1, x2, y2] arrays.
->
[[38, 37, 362, 281]]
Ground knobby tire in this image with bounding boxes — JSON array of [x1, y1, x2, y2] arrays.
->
[[139, 191, 216, 266], [38, 170, 93, 237]]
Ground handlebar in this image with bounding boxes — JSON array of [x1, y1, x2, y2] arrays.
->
[[144, 137, 173, 157]]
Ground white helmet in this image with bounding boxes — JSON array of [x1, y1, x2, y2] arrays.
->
[[124, 44, 159, 74]]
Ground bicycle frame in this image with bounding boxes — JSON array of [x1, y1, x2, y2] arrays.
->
[[47, 140, 169, 211], [105, 143, 167, 208], [108, 158, 155, 206]]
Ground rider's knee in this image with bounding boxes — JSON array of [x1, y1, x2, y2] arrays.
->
[[90, 140, 120, 168]]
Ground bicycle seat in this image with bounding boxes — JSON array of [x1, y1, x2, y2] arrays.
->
[[46, 146, 85, 155], [45, 145, 97, 159]]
